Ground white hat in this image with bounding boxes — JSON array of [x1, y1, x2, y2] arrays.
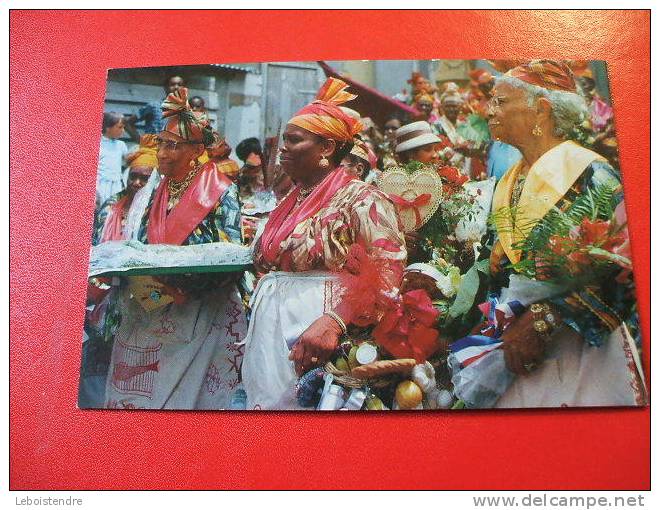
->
[[394, 121, 441, 153], [404, 263, 444, 282]]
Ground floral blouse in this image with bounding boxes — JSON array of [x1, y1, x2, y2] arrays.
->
[[255, 180, 407, 277]]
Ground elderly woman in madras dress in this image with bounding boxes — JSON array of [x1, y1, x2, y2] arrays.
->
[[103, 87, 247, 410], [241, 78, 407, 409], [485, 60, 645, 407]]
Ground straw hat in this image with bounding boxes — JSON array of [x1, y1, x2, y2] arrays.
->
[[394, 121, 441, 153]]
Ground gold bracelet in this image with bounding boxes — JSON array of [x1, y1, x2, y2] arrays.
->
[[325, 311, 348, 335]]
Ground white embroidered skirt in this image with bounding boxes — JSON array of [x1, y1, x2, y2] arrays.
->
[[105, 282, 247, 409], [241, 271, 340, 410], [495, 324, 647, 408]]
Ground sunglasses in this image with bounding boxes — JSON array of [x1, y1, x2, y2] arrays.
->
[[155, 137, 200, 151]]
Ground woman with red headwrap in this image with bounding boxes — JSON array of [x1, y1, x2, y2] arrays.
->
[[102, 87, 247, 410], [480, 60, 644, 407], [240, 78, 407, 409]]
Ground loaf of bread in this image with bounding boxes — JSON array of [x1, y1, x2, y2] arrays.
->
[[351, 358, 416, 379]]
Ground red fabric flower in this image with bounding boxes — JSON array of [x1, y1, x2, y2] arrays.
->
[[373, 289, 441, 363], [575, 218, 611, 246], [339, 244, 396, 327]]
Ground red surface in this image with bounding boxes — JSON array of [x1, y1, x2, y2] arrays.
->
[[10, 10, 650, 490]]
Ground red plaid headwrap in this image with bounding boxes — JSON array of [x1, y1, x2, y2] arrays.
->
[[506, 60, 577, 93]]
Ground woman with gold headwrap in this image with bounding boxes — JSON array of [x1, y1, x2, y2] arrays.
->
[[102, 87, 247, 410], [482, 60, 645, 407], [92, 135, 158, 245], [240, 78, 407, 409]]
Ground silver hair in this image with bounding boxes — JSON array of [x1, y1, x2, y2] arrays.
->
[[495, 74, 588, 139]]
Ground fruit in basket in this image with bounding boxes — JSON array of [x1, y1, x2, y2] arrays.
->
[[338, 341, 353, 357], [395, 380, 423, 409], [334, 357, 350, 373], [365, 395, 386, 411], [347, 345, 360, 370]]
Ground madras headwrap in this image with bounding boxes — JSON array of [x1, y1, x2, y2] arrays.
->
[[440, 82, 463, 105], [506, 59, 577, 93], [288, 77, 363, 142], [350, 139, 377, 169], [161, 87, 207, 142], [126, 134, 159, 169]]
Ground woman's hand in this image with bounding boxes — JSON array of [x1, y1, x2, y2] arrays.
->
[[500, 309, 546, 376], [289, 314, 343, 376]]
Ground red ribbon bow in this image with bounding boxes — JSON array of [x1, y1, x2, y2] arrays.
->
[[373, 289, 440, 363], [388, 193, 431, 228]]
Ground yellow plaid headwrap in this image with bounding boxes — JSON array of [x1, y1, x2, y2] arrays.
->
[[126, 134, 158, 169]]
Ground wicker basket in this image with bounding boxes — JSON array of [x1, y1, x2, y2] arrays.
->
[[324, 362, 393, 389], [325, 357, 417, 389]]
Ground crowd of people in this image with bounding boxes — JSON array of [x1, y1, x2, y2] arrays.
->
[[80, 60, 645, 411]]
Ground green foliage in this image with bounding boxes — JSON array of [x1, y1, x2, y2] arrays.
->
[[448, 259, 490, 319], [495, 184, 622, 286], [399, 160, 429, 175]]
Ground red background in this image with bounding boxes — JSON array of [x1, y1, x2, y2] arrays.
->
[[10, 10, 650, 490]]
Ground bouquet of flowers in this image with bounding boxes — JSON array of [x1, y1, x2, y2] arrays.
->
[[506, 184, 630, 287]]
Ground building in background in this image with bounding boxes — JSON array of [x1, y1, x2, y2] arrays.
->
[[104, 59, 612, 164], [105, 62, 324, 164]]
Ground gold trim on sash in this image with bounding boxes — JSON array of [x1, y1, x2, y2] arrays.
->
[[492, 141, 606, 265]]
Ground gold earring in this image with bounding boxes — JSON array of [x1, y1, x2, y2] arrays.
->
[[532, 125, 543, 137], [189, 159, 196, 168], [319, 156, 330, 168]]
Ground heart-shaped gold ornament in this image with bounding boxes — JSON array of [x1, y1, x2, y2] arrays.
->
[[377, 167, 443, 233]]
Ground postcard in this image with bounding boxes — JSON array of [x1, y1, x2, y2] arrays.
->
[[79, 59, 646, 411]]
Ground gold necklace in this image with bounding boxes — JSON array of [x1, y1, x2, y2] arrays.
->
[[295, 182, 320, 206], [510, 166, 528, 231], [167, 164, 201, 205]]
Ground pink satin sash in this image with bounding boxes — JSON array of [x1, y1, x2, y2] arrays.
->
[[259, 167, 356, 265], [100, 195, 129, 243], [147, 161, 232, 246]]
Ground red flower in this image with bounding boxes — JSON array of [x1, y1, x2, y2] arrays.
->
[[438, 166, 469, 186], [577, 218, 611, 246], [548, 234, 570, 257], [339, 244, 398, 327]]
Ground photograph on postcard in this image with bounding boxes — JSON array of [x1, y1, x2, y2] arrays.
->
[[79, 59, 646, 411]]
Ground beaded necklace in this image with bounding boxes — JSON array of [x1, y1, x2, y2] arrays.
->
[[510, 166, 528, 231]]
